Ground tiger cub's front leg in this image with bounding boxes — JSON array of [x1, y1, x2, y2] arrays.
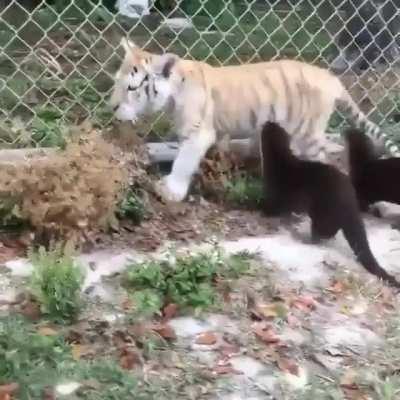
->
[[156, 128, 216, 202]]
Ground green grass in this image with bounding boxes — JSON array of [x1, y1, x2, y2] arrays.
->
[[124, 247, 253, 316], [117, 188, 146, 224], [223, 175, 264, 208], [0, 316, 139, 400], [29, 245, 85, 323]]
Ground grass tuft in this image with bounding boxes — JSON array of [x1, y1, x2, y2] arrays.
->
[[29, 245, 85, 323], [0, 316, 139, 400]]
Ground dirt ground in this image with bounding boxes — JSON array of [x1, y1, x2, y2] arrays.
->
[[2, 192, 400, 399]]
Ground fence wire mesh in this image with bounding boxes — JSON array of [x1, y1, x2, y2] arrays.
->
[[0, 0, 399, 149]]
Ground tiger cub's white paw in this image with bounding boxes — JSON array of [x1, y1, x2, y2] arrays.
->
[[155, 175, 188, 203]]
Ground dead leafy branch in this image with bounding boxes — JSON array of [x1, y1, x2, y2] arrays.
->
[[0, 121, 135, 245]]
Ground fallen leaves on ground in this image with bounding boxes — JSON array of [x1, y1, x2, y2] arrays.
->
[[290, 295, 318, 312], [121, 297, 134, 310], [119, 347, 141, 370], [112, 330, 134, 349], [219, 342, 241, 358], [195, 332, 218, 345], [0, 243, 23, 265], [340, 370, 370, 400], [71, 344, 91, 361], [252, 322, 281, 345], [276, 357, 299, 376], [18, 299, 41, 320], [253, 302, 288, 320], [327, 280, 346, 294], [340, 369, 359, 390], [150, 323, 177, 341], [162, 303, 178, 320], [212, 364, 243, 376]]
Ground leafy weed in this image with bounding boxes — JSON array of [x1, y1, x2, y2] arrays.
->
[[29, 245, 85, 323], [124, 247, 252, 316], [117, 188, 146, 224]]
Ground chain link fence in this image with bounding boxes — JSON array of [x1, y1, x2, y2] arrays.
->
[[0, 0, 399, 149]]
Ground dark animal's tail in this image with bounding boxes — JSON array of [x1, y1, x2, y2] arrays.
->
[[342, 208, 400, 288], [345, 128, 377, 179]]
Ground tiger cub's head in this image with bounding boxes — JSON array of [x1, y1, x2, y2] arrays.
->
[[110, 38, 183, 122]]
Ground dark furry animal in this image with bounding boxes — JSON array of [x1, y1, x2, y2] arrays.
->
[[346, 128, 400, 211], [260, 121, 400, 287]]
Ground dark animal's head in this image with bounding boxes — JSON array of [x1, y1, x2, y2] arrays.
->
[[261, 122, 292, 159], [345, 128, 378, 164]]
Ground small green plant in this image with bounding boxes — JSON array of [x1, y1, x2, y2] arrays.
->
[[124, 247, 252, 315], [117, 188, 146, 224], [224, 175, 264, 207], [29, 245, 85, 323]]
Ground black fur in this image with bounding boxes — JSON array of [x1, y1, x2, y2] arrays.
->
[[346, 128, 400, 210], [260, 121, 400, 287]]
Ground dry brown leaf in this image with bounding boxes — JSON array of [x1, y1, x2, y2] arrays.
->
[[342, 388, 369, 400], [119, 348, 141, 370], [327, 280, 346, 294], [253, 323, 280, 345], [71, 344, 90, 361], [162, 303, 178, 320], [212, 364, 242, 376], [257, 303, 279, 318], [254, 302, 288, 319], [112, 330, 132, 349], [127, 323, 148, 339], [121, 298, 134, 310], [291, 295, 317, 312], [277, 357, 299, 376], [340, 369, 359, 390], [219, 342, 240, 358], [150, 323, 177, 341], [195, 332, 218, 346], [38, 326, 58, 336], [0, 244, 23, 265], [19, 300, 41, 320]]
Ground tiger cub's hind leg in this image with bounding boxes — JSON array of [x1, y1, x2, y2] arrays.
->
[[295, 112, 332, 163], [291, 126, 328, 163]]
